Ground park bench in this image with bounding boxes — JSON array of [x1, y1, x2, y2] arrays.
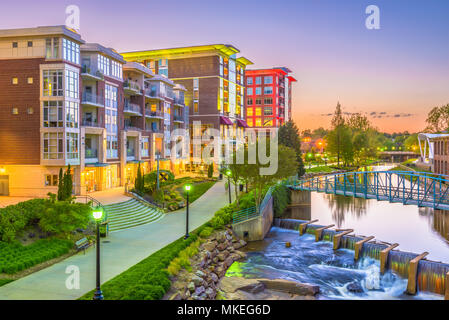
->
[[75, 237, 92, 254]]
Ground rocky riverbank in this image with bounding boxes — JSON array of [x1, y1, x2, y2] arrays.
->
[[167, 226, 248, 300]]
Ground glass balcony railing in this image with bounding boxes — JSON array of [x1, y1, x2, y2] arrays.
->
[[82, 92, 104, 106], [173, 115, 184, 122], [145, 109, 164, 118], [174, 96, 184, 106], [81, 119, 101, 127], [85, 148, 98, 159], [124, 125, 142, 131], [127, 148, 135, 157], [81, 65, 104, 79], [124, 102, 142, 114], [124, 81, 141, 92]]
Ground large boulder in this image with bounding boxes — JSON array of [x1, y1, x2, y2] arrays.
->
[[217, 251, 230, 262], [257, 279, 319, 296], [219, 277, 265, 294], [203, 241, 217, 252]]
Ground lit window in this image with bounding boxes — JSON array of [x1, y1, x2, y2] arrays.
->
[[264, 119, 273, 127], [43, 132, 64, 159], [264, 107, 273, 115], [255, 118, 262, 127], [247, 118, 253, 127], [12, 107, 18, 115], [27, 107, 34, 115], [247, 108, 253, 116], [255, 108, 262, 116], [44, 174, 58, 186], [43, 101, 64, 127], [27, 77, 33, 84], [43, 70, 63, 96], [12, 77, 18, 84], [194, 102, 199, 113]]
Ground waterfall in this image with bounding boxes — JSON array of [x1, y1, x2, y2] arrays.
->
[[360, 242, 388, 260], [417, 261, 449, 295], [388, 251, 417, 278]]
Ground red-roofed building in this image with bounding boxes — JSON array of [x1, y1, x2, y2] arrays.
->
[[244, 67, 297, 131]]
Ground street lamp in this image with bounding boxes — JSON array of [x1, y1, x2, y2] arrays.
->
[[184, 184, 192, 239], [225, 170, 232, 204], [92, 208, 104, 300]]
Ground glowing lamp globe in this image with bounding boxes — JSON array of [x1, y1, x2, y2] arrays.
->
[[93, 209, 103, 220], [184, 184, 192, 192], [226, 170, 231, 176]]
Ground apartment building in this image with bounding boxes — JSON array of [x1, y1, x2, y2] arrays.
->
[[245, 67, 296, 130], [431, 135, 449, 175], [121, 45, 253, 168], [0, 26, 187, 197]]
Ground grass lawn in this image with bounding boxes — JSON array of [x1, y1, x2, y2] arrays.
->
[[0, 279, 13, 287], [0, 238, 73, 275], [181, 180, 216, 203], [306, 166, 336, 174]]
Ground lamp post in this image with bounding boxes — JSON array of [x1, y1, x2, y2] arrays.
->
[[184, 184, 192, 240], [225, 170, 232, 204], [92, 209, 104, 300]]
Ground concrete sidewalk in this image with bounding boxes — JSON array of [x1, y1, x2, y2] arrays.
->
[[0, 180, 228, 300]]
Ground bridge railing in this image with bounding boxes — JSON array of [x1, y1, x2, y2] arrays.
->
[[232, 206, 258, 224]]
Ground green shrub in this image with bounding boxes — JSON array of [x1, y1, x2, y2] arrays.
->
[[272, 184, 291, 217], [199, 227, 213, 238]]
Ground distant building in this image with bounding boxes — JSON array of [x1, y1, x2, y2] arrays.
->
[[244, 67, 296, 131], [419, 133, 449, 174]]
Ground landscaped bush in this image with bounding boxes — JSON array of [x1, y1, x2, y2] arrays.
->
[[272, 183, 291, 217], [0, 239, 73, 274], [39, 201, 92, 236]]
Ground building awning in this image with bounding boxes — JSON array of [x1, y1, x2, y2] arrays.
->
[[85, 163, 110, 167], [220, 116, 233, 126], [236, 119, 249, 128]]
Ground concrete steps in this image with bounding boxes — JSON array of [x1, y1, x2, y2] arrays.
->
[[105, 199, 164, 232]]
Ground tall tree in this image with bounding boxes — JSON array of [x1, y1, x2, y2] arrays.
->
[[64, 164, 73, 200], [57, 168, 64, 201], [347, 113, 371, 132], [135, 163, 144, 194], [278, 121, 306, 177], [329, 102, 346, 166], [425, 103, 449, 133]]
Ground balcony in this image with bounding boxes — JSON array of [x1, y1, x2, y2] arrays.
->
[[124, 102, 142, 116], [124, 81, 142, 95], [81, 92, 104, 107], [124, 125, 142, 132], [173, 96, 184, 107], [81, 119, 102, 128], [173, 115, 184, 123], [81, 65, 104, 81], [127, 148, 135, 157], [144, 88, 164, 100], [145, 109, 164, 119], [146, 125, 162, 134], [85, 148, 98, 164]]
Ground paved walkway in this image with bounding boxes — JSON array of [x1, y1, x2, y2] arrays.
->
[[76, 187, 132, 205], [0, 196, 33, 208], [0, 180, 228, 300]]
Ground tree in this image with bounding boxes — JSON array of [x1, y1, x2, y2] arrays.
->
[[278, 121, 306, 177], [134, 163, 145, 194], [404, 133, 419, 152], [425, 104, 449, 133], [353, 131, 369, 165], [329, 102, 346, 166], [347, 113, 371, 132], [57, 168, 64, 201], [63, 164, 73, 200], [327, 125, 353, 167], [245, 142, 298, 212], [207, 163, 214, 178]]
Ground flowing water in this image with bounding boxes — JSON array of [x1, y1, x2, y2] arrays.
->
[[226, 227, 443, 300]]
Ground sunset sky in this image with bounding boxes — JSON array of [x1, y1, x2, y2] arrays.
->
[[1, 0, 448, 133]]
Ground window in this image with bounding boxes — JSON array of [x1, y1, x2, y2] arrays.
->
[[141, 137, 150, 157], [255, 118, 262, 127], [45, 38, 59, 59], [107, 135, 118, 158], [27, 77, 33, 84], [105, 109, 118, 134], [247, 98, 253, 106], [247, 77, 253, 85], [105, 84, 118, 109], [247, 108, 253, 116], [264, 76, 273, 84], [65, 70, 79, 99], [65, 101, 79, 128], [12, 42, 18, 48], [193, 78, 199, 89], [255, 77, 262, 85], [98, 55, 110, 76], [159, 59, 168, 77], [247, 87, 253, 96], [255, 108, 262, 116], [247, 118, 253, 127], [27, 41, 33, 47], [27, 107, 34, 115], [255, 98, 262, 105], [12, 107, 18, 115], [62, 38, 80, 64], [264, 97, 273, 105], [12, 77, 18, 84], [45, 174, 58, 186], [66, 133, 79, 159], [264, 107, 273, 116], [264, 119, 273, 127], [111, 60, 122, 79], [255, 87, 262, 95], [194, 102, 199, 113], [43, 132, 63, 159], [43, 101, 63, 127], [264, 86, 273, 95], [43, 70, 63, 96]]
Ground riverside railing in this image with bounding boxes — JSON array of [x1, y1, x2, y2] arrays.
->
[[232, 185, 275, 225]]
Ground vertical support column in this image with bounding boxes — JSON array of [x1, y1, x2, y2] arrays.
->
[[315, 224, 334, 242], [380, 243, 399, 274], [353, 172, 357, 197], [389, 173, 392, 202], [333, 229, 354, 250], [299, 219, 318, 235], [364, 172, 368, 199], [376, 172, 379, 200], [354, 236, 375, 261], [445, 271, 449, 300], [325, 175, 328, 193], [344, 176, 347, 196], [403, 175, 405, 204], [406, 252, 429, 295]]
